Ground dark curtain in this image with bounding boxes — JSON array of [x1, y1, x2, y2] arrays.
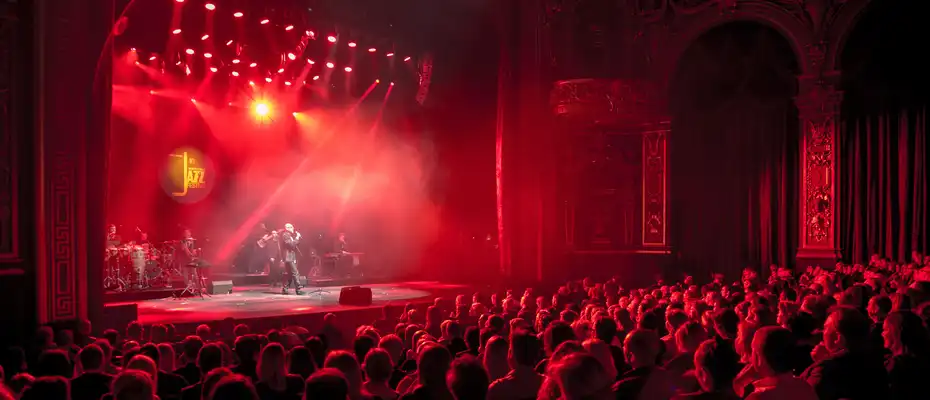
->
[[671, 98, 798, 279], [669, 23, 799, 279], [839, 109, 929, 263]]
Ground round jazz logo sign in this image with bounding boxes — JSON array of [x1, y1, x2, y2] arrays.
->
[[160, 147, 215, 203]]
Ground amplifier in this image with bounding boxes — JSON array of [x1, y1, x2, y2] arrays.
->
[[338, 286, 372, 306], [208, 280, 234, 295]]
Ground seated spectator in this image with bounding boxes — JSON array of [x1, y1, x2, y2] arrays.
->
[[71, 344, 113, 400], [305, 368, 350, 400], [362, 349, 398, 400], [376, 334, 406, 389], [8, 373, 35, 398], [673, 338, 741, 399], [138, 344, 189, 400], [613, 329, 673, 400], [232, 335, 261, 382], [324, 350, 373, 400], [552, 353, 612, 400], [35, 349, 72, 379], [286, 346, 317, 380], [20, 376, 68, 400], [199, 368, 232, 400], [399, 345, 453, 400], [157, 343, 176, 373], [481, 336, 509, 382], [179, 343, 224, 400], [208, 375, 258, 400], [882, 310, 930, 399], [255, 343, 304, 400], [745, 327, 817, 400], [487, 330, 542, 400], [446, 355, 489, 400], [801, 306, 889, 400], [175, 336, 205, 385]]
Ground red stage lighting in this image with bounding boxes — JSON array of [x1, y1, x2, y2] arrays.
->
[[325, 62, 334, 68], [185, 49, 195, 55], [249, 62, 257, 67], [344, 66, 352, 72], [368, 48, 376, 52], [260, 19, 270, 25], [284, 81, 292, 86], [233, 11, 243, 17], [205, 3, 215, 10], [277, 68, 284, 73], [327, 35, 336, 43], [390, 82, 395, 86], [150, 90, 156, 95], [232, 59, 240, 64], [149, 56, 157, 61], [210, 67, 218, 72], [287, 53, 296, 61], [231, 71, 240, 76], [253, 101, 270, 117], [375, 79, 380, 83], [285, 25, 294, 31], [249, 81, 255, 86], [306, 59, 315, 64], [386, 52, 394, 57], [226, 40, 233, 46], [201, 34, 209, 40], [190, 98, 196, 103], [130, 48, 137, 52], [348, 42, 357, 48], [292, 112, 298, 117], [134, 61, 140, 66], [404, 56, 411, 62], [204, 52, 212, 58], [175, 0, 183, 3], [265, 77, 273, 82], [185, 65, 191, 75], [172, 29, 182, 34], [306, 30, 315, 37], [312, 75, 320, 80]]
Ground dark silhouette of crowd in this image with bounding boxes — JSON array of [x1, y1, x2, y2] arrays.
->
[[2, 252, 930, 400]]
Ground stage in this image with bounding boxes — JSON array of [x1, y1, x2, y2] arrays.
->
[[105, 280, 472, 327]]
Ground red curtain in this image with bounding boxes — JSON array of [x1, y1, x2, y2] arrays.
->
[[839, 108, 929, 263]]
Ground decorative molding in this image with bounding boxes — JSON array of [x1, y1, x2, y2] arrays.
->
[[48, 152, 77, 320], [551, 78, 665, 126], [0, 15, 20, 262], [796, 81, 841, 251], [642, 130, 667, 246]]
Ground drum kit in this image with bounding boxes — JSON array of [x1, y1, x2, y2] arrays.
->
[[104, 241, 187, 292]]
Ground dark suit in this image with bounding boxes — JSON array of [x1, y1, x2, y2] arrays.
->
[[281, 231, 301, 292], [801, 349, 888, 400], [71, 371, 113, 400]]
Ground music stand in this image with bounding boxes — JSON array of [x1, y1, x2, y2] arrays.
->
[[176, 262, 210, 299]]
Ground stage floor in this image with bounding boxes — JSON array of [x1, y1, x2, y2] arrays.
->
[[108, 281, 471, 325]]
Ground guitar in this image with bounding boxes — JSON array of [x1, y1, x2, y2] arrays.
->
[[257, 229, 285, 248]]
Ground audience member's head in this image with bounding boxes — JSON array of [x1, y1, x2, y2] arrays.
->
[[35, 350, 72, 379], [286, 346, 317, 380], [182, 335, 205, 364], [544, 321, 577, 356], [623, 329, 660, 368], [447, 355, 490, 400], [201, 368, 233, 399], [883, 310, 930, 356], [323, 350, 364, 394], [198, 343, 224, 375], [208, 374, 258, 400], [418, 344, 453, 387], [77, 344, 106, 374], [362, 348, 393, 384], [823, 306, 871, 353], [111, 370, 156, 400], [509, 330, 542, 369], [693, 338, 741, 393], [234, 335, 262, 363], [751, 326, 796, 377], [304, 368, 349, 400], [553, 353, 612, 400], [19, 376, 68, 400], [377, 334, 404, 366]]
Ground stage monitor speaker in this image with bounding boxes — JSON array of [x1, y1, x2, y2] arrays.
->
[[339, 286, 372, 306], [102, 303, 138, 331], [208, 280, 234, 295]]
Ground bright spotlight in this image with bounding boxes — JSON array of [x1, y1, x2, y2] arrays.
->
[[209, 67, 218, 72], [260, 19, 270, 25], [390, 82, 395, 86], [232, 59, 240, 64], [253, 101, 270, 117], [150, 90, 156, 95], [386, 52, 394, 57], [368, 48, 376, 53], [327, 35, 336, 43], [233, 11, 243, 17], [292, 112, 298, 117], [250, 62, 258, 67], [172, 29, 182, 34], [231, 71, 239, 76], [375, 79, 380, 83], [190, 98, 197, 103], [344, 66, 352, 72], [203, 52, 213, 58], [185, 49, 195, 55], [312, 75, 320, 80], [348, 42, 357, 48], [201, 34, 209, 40], [307, 59, 315, 64], [205, 3, 215, 10], [325, 62, 334, 69], [265, 77, 272, 83], [404, 56, 411, 62], [287, 53, 296, 60], [285, 25, 294, 31]]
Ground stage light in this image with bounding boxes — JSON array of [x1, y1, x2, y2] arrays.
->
[[277, 68, 285, 73], [368, 48, 376, 52], [185, 48, 195, 55], [233, 11, 243, 17], [185, 65, 191, 75], [292, 112, 298, 117], [228, 102, 233, 106], [287, 53, 296, 60], [307, 59, 315, 64], [284, 81, 292, 86], [386, 52, 394, 57], [210, 67, 218, 72], [348, 42, 357, 48], [205, 3, 215, 10], [201, 34, 209, 40], [226, 40, 233, 46], [327, 35, 336, 43], [253, 101, 270, 117], [325, 62, 334, 68], [149, 56, 156, 61], [190, 98, 196, 103], [306, 30, 314, 37], [375, 79, 380, 83], [404, 56, 411, 62], [231, 71, 239, 76], [172, 29, 182, 34], [175, 0, 183, 3], [260, 19, 270, 25], [203, 52, 212, 58], [285, 25, 294, 31], [265, 77, 272, 82], [131, 48, 137, 52], [232, 59, 240, 64], [312, 75, 319, 80], [390, 82, 395, 86], [134, 61, 140, 65], [150, 90, 156, 95], [249, 62, 257, 67], [344, 66, 352, 72], [249, 81, 255, 86]]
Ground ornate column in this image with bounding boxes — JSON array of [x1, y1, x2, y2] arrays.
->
[[795, 77, 842, 269]]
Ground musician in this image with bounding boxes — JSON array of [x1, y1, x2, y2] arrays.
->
[[178, 229, 197, 286], [106, 224, 121, 244], [334, 232, 348, 253], [281, 223, 303, 295]]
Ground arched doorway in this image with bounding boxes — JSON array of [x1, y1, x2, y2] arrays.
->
[[669, 22, 800, 279], [838, 1, 930, 263]]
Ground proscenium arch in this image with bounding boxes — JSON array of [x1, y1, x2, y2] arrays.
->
[[656, 2, 813, 90], [822, 0, 871, 72]]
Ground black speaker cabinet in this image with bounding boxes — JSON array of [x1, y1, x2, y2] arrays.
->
[[338, 286, 372, 306], [208, 280, 234, 295]]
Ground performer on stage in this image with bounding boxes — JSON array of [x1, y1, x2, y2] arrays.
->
[[106, 224, 121, 244], [334, 232, 348, 253], [178, 229, 197, 286], [281, 223, 303, 295]]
